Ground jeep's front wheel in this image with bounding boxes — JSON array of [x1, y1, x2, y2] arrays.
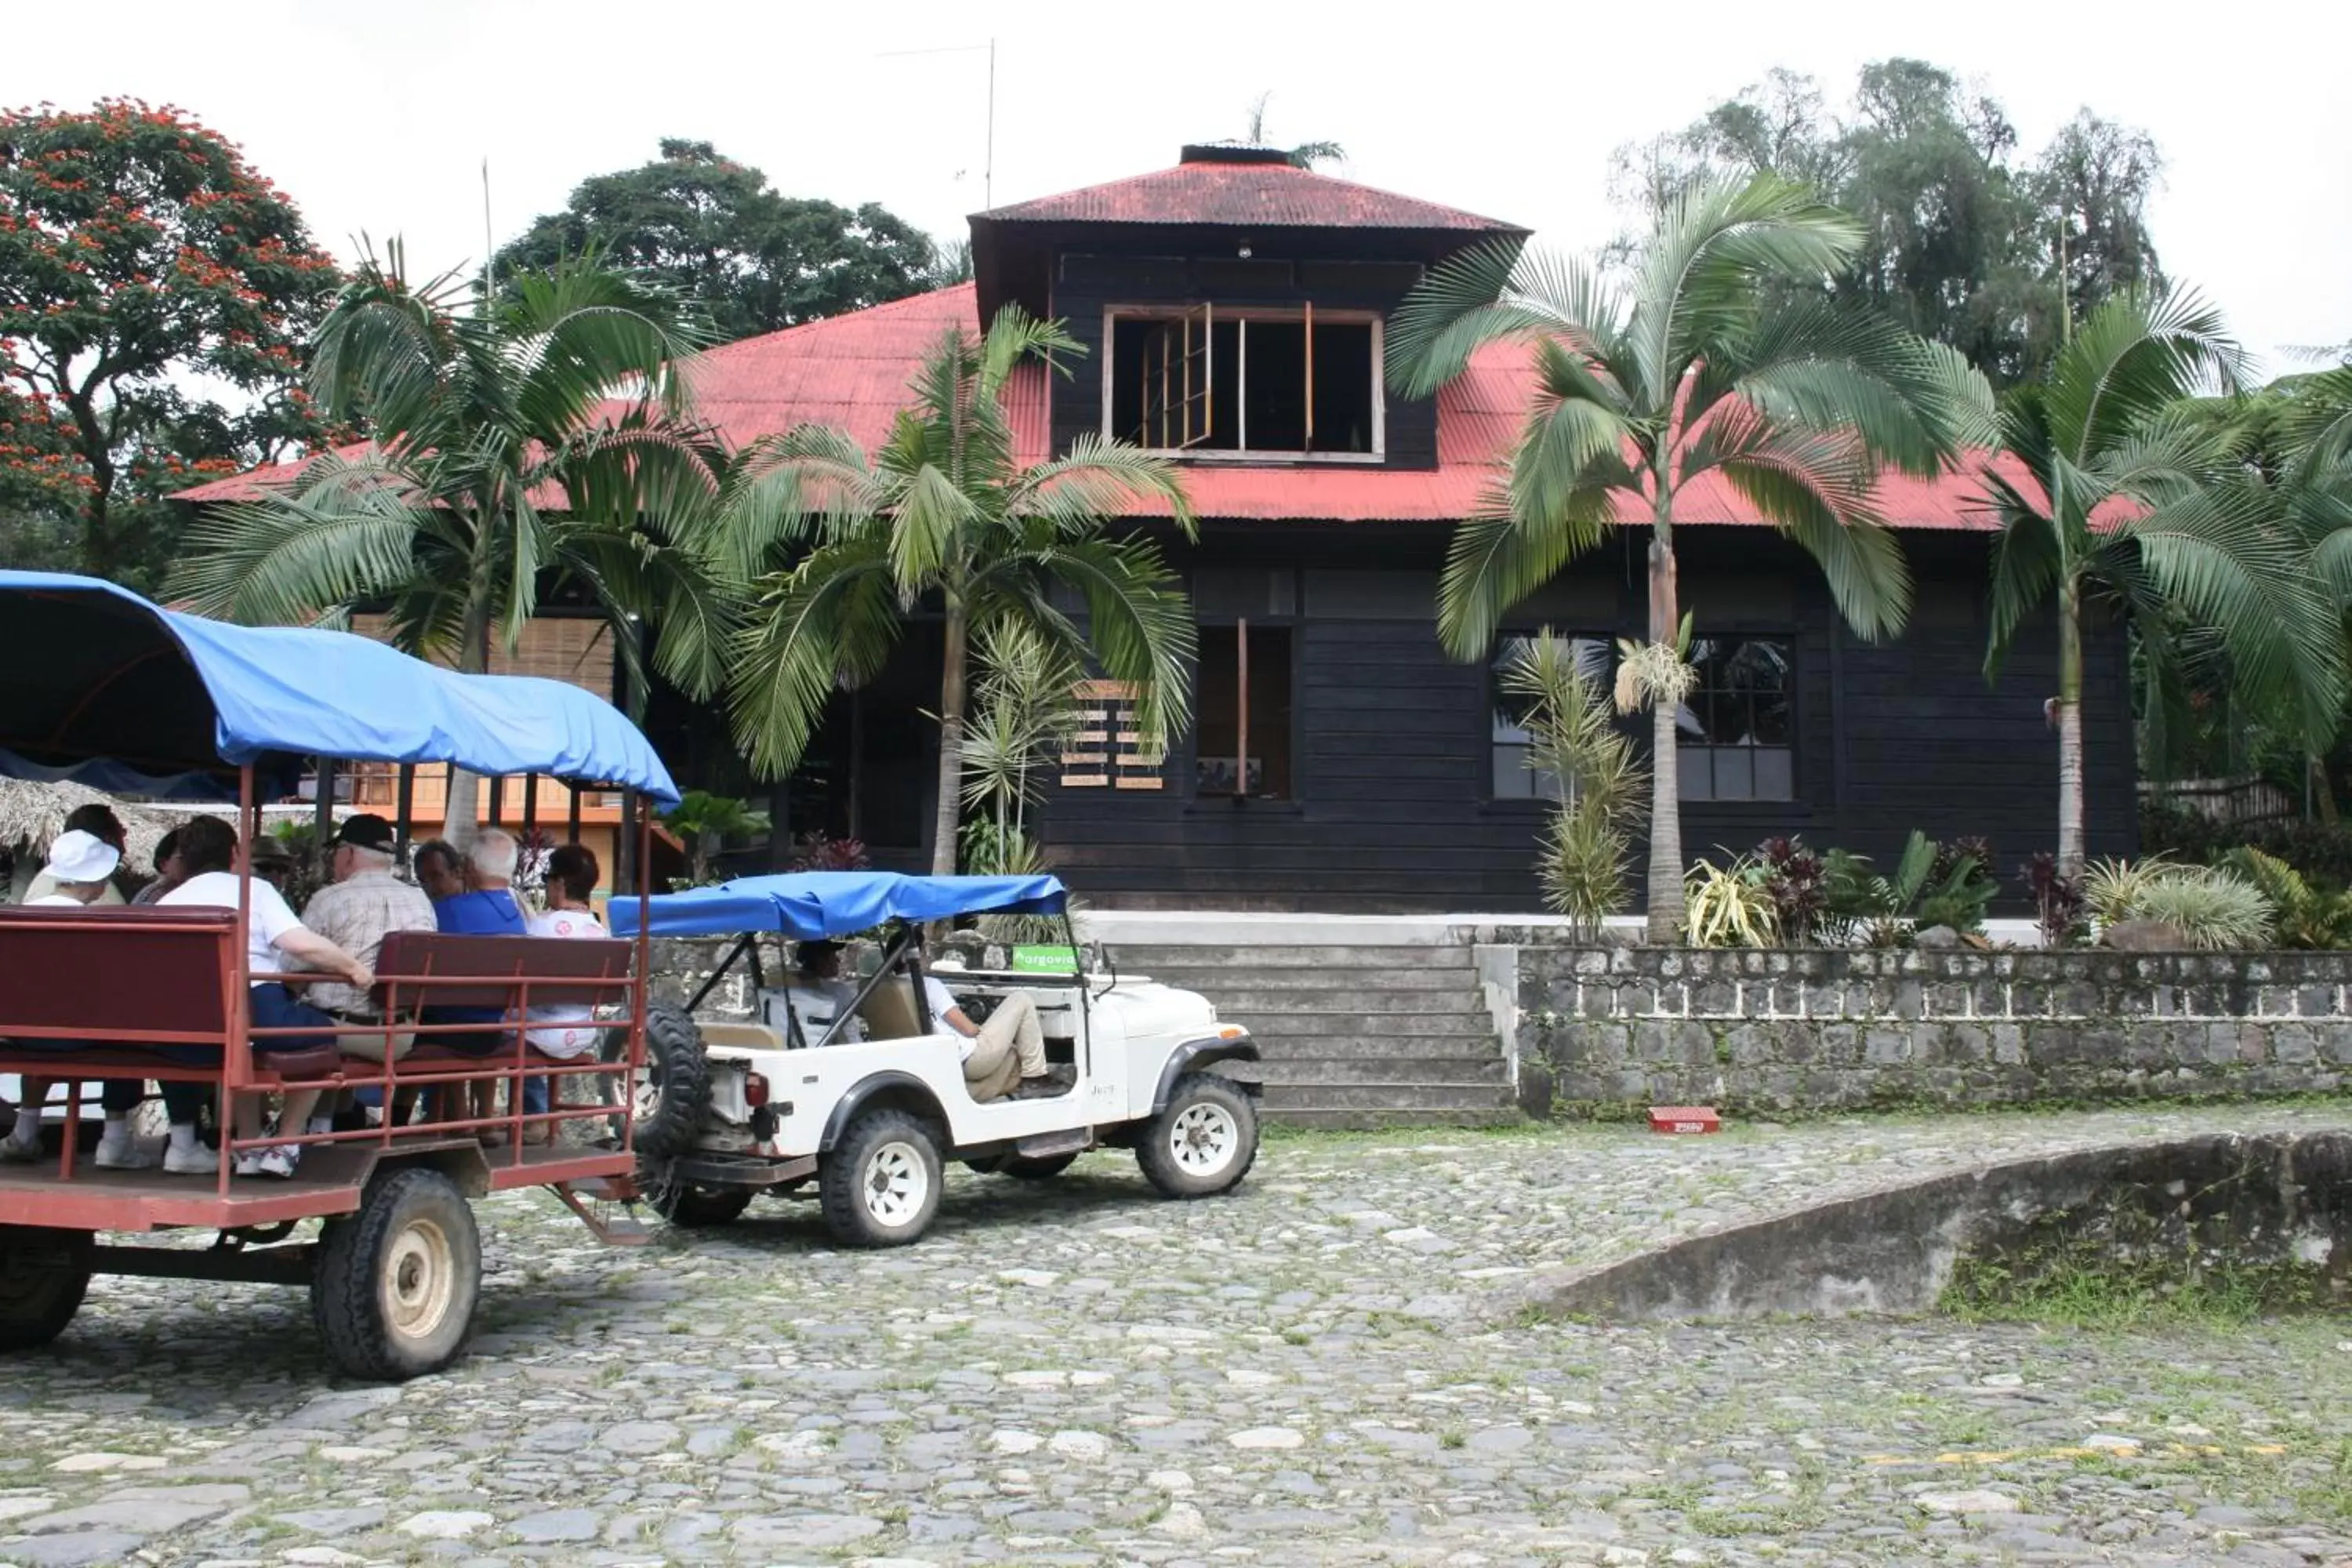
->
[[1137, 1073, 1258, 1199], [820, 1111, 942, 1247]]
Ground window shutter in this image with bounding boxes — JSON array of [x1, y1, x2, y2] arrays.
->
[[1061, 680, 1164, 790]]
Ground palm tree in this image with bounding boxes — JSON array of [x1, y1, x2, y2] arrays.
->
[[1244, 93, 1344, 170], [1981, 292, 2341, 877], [662, 790, 772, 884], [718, 305, 1196, 876], [172, 243, 731, 838], [1388, 174, 1994, 940]]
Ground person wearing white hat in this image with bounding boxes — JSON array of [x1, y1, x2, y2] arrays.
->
[[2, 830, 158, 1170]]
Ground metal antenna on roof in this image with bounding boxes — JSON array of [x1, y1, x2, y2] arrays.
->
[[878, 39, 997, 209], [481, 158, 496, 305]]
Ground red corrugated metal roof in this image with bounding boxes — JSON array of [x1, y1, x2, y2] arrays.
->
[[976, 158, 1525, 234], [180, 281, 2013, 531]]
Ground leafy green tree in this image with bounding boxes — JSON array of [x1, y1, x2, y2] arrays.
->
[[1243, 94, 1345, 170], [718, 305, 1196, 877], [495, 140, 942, 343], [170, 245, 732, 837], [0, 100, 343, 586], [1613, 63, 2164, 387], [1981, 292, 2340, 877], [662, 790, 773, 884], [1389, 173, 1993, 940]]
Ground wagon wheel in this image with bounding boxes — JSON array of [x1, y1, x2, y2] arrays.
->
[[0, 1226, 94, 1353], [310, 1169, 481, 1381]]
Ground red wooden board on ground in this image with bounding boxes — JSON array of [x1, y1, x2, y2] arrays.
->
[[1649, 1106, 1722, 1134]]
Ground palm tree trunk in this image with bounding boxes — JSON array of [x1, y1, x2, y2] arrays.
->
[[444, 550, 496, 848], [2056, 579, 2085, 880], [1644, 528, 1685, 946], [930, 600, 969, 877]]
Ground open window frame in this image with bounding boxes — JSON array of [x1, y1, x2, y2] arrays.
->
[[1100, 303, 1387, 463]]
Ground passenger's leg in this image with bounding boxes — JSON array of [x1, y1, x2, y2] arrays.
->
[[2, 1076, 49, 1158], [94, 1079, 157, 1169], [978, 994, 1051, 1080], [962, 1032, 1018, 1102]]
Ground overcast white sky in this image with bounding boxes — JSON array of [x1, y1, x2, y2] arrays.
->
[[10, 0, 2348, 376]]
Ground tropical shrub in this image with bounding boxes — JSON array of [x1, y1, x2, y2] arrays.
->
[[2219, 848, 2352, 949], [786, 831, 869, 873], [2083, 856, 2276, 949], [2021, 851, 2088, 947], [662, 792, 772, 885], [2130, 874, 2275, 949], [1683, 855, 1780, 947], [1824, 831, 1999, 945], [1756, 836, 1831, 943], [1503, 633, 1646, 938]]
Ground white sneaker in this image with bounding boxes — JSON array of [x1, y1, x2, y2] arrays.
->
[[94, 1131, 158, 1171], [1, 1134, 42, 1163], [163, 1142, 217, 1176], [249, 1146, 299, 1180]]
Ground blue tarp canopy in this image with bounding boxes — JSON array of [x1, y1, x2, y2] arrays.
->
[[608, 872, 1069, 941], [0, 572, 679, 805]]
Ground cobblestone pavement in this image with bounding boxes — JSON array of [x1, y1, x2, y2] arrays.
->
[[5, 1103, 2351, 1567]]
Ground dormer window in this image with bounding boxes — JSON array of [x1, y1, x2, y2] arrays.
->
[[1103, 304, 1383, 459]]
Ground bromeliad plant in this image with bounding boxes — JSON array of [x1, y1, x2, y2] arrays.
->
[[1683, 854, 1780, 947], [2083, 855, 2277, 949]]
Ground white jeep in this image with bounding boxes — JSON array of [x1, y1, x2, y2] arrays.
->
[[610, 873, 1263, 1245]]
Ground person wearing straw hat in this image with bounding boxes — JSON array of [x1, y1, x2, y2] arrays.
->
[[2, 829, 156, 1169]]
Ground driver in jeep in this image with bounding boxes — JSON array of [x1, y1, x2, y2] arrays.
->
[[921, 965, 1071, 1103]]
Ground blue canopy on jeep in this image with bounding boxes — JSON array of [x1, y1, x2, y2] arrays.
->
[[0, 572, 680, 805], [608, 871, 1068, 940]]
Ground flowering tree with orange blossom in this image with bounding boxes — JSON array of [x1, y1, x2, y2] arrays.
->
[[0, 100, 343, 587]]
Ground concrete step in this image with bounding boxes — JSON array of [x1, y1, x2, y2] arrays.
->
[[1221, 1011, 1496, 1040], [1112, 944, 1475, 971], [1202, 987, 1490, 1015], [1265, 1106, 1525, 1131], [1250, 1034, 1511, 1062], [1258, 1082, 1516, 1112], [1123, 966, 1473, 992], [1257, 1057, 1507, 1086]]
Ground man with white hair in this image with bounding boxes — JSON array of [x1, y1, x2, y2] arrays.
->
[[302, 814, 437, 1062], [426, 828, 527, 1137]]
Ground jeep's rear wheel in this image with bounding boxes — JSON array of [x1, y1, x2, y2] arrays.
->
[[1137, 1073, 1258, 1199], [821, 1111, 942, 1247]]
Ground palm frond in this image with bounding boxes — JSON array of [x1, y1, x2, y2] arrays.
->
[[1631, 174, 1864, 409], [1003, 435, 1198, 540], [2042, 289, 2248, 466], [728, 539, 902, 778], [169, 477, 428, 627], [1004, 538, 1196, 746], [1385, 238, 1610, 401], [1436, 479, 1618, 659], [1730, 300, 1996, 474], [2112, 482, 2348, 750]]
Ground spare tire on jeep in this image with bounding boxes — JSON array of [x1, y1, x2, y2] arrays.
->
[[603, 1000, 710, 1159]]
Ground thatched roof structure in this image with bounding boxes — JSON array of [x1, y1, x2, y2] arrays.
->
[[0, 777, 182, 870]]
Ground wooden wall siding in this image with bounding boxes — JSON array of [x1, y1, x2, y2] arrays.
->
[[351, 613, 614, 695], [1036, 531, 2136, 912], [1048, 252, 1439, 471]]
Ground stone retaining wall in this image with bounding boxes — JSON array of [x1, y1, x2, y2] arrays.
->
[[1513, 945, 2352, 1116]]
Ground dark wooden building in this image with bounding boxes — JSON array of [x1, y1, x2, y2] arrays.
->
[[182, 145, 2138, 911]]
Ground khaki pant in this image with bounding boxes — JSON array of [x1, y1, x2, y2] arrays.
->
[[961, 993, 1047, 1102], [332, 1014, 416, 1062]]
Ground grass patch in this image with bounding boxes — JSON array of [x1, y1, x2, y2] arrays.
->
[[1940, 1232, 2337, 1330]]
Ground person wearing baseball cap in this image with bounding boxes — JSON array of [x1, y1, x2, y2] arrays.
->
[[300, 814, 437, 1069], [3, 830, 157, 1169]]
